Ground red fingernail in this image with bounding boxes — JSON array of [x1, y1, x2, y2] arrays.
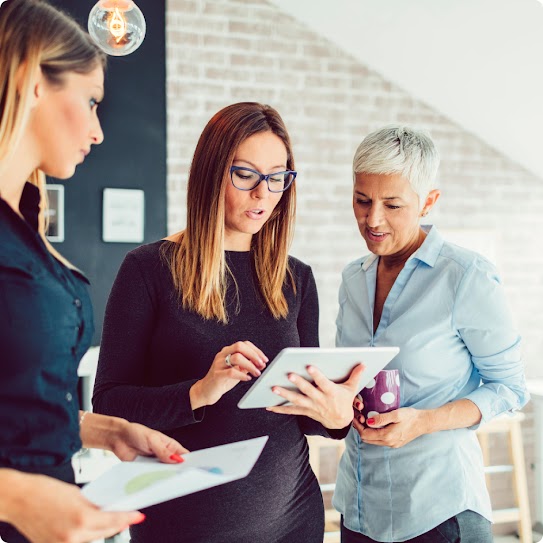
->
[[355, 401, 362, 410], [130, 513, 146, 525], [170, 454, 184, 463], [367, 418, 375, 425]]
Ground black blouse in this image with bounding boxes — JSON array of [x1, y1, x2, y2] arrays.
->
[[0, 183, 94, 470], [93, 242, 341, 543]]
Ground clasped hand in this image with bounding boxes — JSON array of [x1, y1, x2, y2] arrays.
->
[[266, 364, 365, 429], [353, 407, 427, 448]]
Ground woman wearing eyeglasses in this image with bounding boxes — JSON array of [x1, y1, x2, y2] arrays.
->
[[93, 102, 363, 543]]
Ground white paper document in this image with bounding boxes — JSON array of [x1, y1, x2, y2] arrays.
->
[[81, 436, 269, 511]]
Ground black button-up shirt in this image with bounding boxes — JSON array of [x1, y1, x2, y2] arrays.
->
[[0, 182, 94, 469]]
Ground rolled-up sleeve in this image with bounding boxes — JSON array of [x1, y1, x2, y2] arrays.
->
[[453, 257, 530, 426]]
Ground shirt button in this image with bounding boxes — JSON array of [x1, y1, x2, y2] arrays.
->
[[73, 298, 82, 308], [66, 392, 73, 402]]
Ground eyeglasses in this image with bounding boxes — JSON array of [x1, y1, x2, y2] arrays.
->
[[229, 166, 297, 193]]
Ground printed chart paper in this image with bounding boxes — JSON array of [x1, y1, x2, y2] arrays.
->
[[82, 436, 268, 511]]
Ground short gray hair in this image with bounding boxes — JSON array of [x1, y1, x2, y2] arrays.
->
[[353, 125, 440, 203]]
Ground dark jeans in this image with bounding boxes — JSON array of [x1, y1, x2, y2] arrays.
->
[[340, 510, 493, 543]]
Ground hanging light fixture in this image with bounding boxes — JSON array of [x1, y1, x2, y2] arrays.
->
[[88, 0, 146, 57]]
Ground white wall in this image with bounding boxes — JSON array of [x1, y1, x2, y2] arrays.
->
[[269, 0, 543, 180]]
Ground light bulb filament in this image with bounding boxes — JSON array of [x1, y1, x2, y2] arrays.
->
[[109, 7, 127, 43]]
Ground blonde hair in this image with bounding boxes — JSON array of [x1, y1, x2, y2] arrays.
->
[[0, 0, 106, 265], [163, 102, 297, 323]]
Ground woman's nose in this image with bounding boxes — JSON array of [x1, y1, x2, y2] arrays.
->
[[90, 117, 104, 146], [366, 204, 384, 227], [252, 179, 270, 198]]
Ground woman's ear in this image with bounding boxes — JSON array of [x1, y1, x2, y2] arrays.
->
[[420, 189, 441, 217], [15, 61, 43, 107]]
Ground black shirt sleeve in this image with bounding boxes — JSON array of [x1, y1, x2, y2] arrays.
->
[[92, 252, 204, 430]]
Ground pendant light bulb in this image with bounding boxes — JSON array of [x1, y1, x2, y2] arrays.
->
[[88, 0, 146, 57]]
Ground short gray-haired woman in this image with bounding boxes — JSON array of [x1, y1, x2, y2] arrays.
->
[[333, 125, 529, 542]]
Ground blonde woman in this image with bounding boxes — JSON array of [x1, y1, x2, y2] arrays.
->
[[93, 102, 363, 543], [0, 2, 187, 542]]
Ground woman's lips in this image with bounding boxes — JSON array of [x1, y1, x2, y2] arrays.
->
[[366, 228, 389, 242], [245, 209, 266, 220]]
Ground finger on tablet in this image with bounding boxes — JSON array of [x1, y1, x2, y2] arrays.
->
[[287, 372, 321, 399]]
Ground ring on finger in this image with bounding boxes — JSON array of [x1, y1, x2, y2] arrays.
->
[[225, 354, 233, 367]]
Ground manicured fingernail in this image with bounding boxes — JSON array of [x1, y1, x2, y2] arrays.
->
[[367, 418, 375, 425], [170, 454, 184, 463], [307, 365, 315, 373], [355, 401, 362, 410], [288, 374, 295, 382], [130, 513, 146, 525], [272, 387, 280, 395]]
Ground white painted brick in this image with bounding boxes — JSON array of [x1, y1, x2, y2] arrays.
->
[[166, 0, 542, 522]]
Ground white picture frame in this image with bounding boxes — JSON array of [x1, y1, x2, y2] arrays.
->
[[102, 188, 145, 243], [45, 184, 65, 243]]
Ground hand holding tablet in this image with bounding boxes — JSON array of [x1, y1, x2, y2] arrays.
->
[[237, 347, 400, 410]]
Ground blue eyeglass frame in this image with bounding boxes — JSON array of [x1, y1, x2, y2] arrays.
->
[[229, 166, 297, 192]]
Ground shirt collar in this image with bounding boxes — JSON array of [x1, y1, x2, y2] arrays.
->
[[0, 181, 41, 232], [409, 225, 443, 268], [19, 182, 41, 231], [360, 225, 444, 271]]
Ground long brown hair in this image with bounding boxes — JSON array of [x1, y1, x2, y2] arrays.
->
[[0, 0, 106, 264], [164, 102, 297, 323]]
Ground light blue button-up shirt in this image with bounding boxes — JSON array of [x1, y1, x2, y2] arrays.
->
[[333, 225, 529, 542]]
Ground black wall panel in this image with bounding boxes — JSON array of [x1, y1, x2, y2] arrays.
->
[[48, 0, 167, 344]]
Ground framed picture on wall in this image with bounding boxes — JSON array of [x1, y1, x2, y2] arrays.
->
[[45, 184, 65, 243], [102, 188, 145, 243]]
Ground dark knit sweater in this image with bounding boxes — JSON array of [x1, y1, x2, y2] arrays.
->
[[93, 241, 337, 543]]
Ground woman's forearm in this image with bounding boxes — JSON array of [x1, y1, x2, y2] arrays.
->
[[0, 469, 31, 523], [79, 410, 128, 451], [423, 398, 482, 434]]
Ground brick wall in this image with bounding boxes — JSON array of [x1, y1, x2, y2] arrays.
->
[[166, 0, 543, 534]]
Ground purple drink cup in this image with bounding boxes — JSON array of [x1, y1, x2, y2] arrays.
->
[[357, 369, 400, 425]]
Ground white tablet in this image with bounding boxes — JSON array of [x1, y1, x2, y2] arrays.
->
[[237, 346, 400, 409]]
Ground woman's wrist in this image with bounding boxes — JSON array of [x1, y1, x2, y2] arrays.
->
[[189, 380, 208, 410], [419, 409, 435, 435], [0, 469, 32, 523], [80, 411, 129, 451]]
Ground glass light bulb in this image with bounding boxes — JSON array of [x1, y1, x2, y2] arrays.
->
[[88, 0, 146, 57]]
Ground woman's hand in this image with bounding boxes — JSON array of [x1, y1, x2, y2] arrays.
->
[[353, 407, 429, 448], [190, 341, 268, 409], [3, 470, 146, 543], [266, 364, 365, 429], [108, 420, 189, 463], [80, 412, 188, 463]]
